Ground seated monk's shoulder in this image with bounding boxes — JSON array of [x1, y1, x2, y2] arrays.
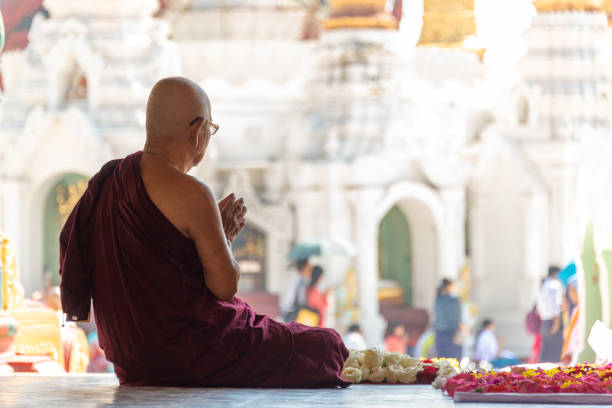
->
[[139, 154, 217, 240]]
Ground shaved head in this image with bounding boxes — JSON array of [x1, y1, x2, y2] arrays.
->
[[146, 77, 211, 142], [143, 77, 214, 171]]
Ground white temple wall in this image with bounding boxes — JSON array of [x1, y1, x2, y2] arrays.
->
[[524, 141, 583, 267], [177, 41, 314, 85], [469, 139, 549, 355], [287, 162, 355, 289], [202, 82, 299, 164], [0, 108, 113, 294]]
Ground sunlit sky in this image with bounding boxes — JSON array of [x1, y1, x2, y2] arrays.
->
[[474, 0, 537, 66]]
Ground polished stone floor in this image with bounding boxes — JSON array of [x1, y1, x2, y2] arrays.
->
[[0, 374, 604, 407]]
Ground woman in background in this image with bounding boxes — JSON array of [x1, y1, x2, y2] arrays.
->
[[306, 266, 329, 327], [434, 278, 463, 359], [561, 275, 581, 365]]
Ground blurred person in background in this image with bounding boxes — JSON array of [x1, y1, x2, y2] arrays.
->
[[384, 321, 408, 354], [561, 274, 581, 365], [474, 319, 501, 364], [473, 319, 520, 369], [414, 328, 437, 359], [87, 332, 113, 373], [343, 324, 367, 350], [536, 266, 564, 362], [306, 266, 329, 327], [282, 259, 312, 322], [434, 278, 463, 359], [527, 277, 546, 363]]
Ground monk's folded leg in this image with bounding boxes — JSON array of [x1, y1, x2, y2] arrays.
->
[[258, 322, 350, 388]]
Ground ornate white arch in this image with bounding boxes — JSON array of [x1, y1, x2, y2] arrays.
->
[[374, 181, 447, 310], [376, 180, 445, 229], [1, 107, 112, 178], [1, 108, 113, 293]]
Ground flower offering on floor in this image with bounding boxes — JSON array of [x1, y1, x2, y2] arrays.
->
[[443, 364, 612, 397], [341, 348, 459, 386]]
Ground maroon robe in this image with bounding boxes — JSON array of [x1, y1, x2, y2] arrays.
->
[[60, 152, 349, 387]]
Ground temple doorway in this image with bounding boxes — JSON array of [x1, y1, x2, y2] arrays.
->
[[42, 174, 88, 286], [376, 193, 441, 352], [232, 222, 281, 318], [378, 205, 412, 306], [233, 223, 267, 294]]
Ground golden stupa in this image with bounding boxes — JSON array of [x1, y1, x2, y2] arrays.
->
[[417, 0, 484, 58], [533, 0, 604, 12], [323, 0, 399, 30], [603, 0, 612, 24]]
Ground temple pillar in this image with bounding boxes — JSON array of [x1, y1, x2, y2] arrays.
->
[[521, 192, 549, 303], [438, 188, 466, 280], [292, 189, 324, 242], [526, 142, 582, 267], [349, 187, 385, 348]]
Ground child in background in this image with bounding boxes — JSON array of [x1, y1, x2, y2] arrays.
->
[[385, 322, 408, 354], [343, 324, 367, 350]]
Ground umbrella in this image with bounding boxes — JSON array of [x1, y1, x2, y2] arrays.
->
[[288, 237, 356, 261], [559, 261, 576, 289]]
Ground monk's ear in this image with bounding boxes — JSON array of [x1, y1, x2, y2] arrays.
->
[[189, 121, 201, 148]]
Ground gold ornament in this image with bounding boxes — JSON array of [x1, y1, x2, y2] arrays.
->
[[533, 0, 604, 12], [1, 231, 91, 372], [9, 309, 65, 369], [1, 233, 25, 311], [56, 180, 87, 228], [603, 0, 612, 24], [418, 0, 484, 58], [324, 0, 398, 30]]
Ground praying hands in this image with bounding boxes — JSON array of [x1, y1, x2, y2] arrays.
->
[[218, 193, 247, 243]]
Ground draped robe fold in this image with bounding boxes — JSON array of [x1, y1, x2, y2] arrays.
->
[[59, 152, 349, 387]]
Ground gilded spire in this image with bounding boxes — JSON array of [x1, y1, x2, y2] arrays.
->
[[418, 0, 477, 46], [604, 0, 612, 24], [533, 0, 604, 12], [323, 0, 399, 30]]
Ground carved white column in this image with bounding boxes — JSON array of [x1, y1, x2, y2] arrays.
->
[[349, 188, 385, 348], [549, 185, 579, 266], [527, 141, 582, 267], [521, 191, 549, 309], [468, 192, 485, 304], [292, 190, 325, 241], [438, 188, 466, 280]]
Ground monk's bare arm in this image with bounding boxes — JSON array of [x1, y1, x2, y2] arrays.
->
[[183, 179, 239, 301]]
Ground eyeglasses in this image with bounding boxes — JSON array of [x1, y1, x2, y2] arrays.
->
[[188, 116, 219, 136]]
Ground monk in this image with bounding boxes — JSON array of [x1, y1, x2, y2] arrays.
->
[[59, 77, 349, 387]]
